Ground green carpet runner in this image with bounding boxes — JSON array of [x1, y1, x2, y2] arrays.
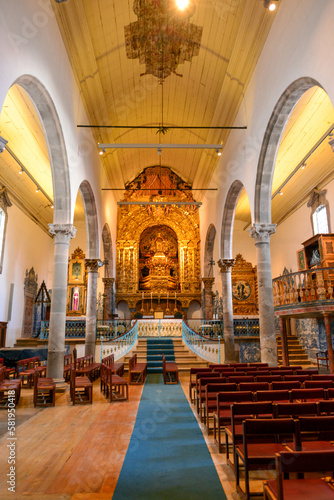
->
[[112, 374, 227, 500], [146, 338, 176, 374]]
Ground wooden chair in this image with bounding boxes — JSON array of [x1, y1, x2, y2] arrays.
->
[[235, 418, 301, 499], [274, 402, 318, 418], [286, 415, 334, 452], [317, 400, 334, 415], [70, 365, 93, 405], [0, 358, 15, 379], [33, 367, 55, 407], [254, 390, 291, 403], [263, 450, 334, 500], [304, 379, 333, 389], [189, 367, 212, 402], [100, 363, 128, 403], [256, 375, 282, 383], [63, 354, 72, 382], [239, 382, 269, 392], [316, 350, 329, 370], [0, 366, 21, 407], [290, 388, 326, 402], [271, 381, 301, 391], [213, 391, 253, 453], [197, 377, 227, 420], [225, 401, 274, 471], [162, 353, 179, 385], [227, 375, 255, 384], [203, 382, 236, 430], [195, 372, 222, 412]]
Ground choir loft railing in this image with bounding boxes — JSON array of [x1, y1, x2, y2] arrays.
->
[[273, 267, 334, 307]]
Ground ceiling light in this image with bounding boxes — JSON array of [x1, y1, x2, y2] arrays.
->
[[175, 0, 189, 10], [263, 0, 277, 11], [216, 148, 222, 156], [19, 168, 23, 174], [0, 135, 8, 153], [36, 187, 39, 193], [279, 191, 283, 196], [301, 163, 306, 169], [99, 148, 106, 155]]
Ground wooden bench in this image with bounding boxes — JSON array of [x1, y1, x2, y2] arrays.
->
[[102, 353, 125, 377], [100, 363, 128, 402], [75, 355, 100, 381], [129, 354, 147, 385], [0, 358, 15, 379], [0, 366, 21, 407], [162, 353, 179, 385], [33, 367, 55, 407]]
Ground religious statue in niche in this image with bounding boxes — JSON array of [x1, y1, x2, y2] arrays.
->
[[139, 225, 179, 291], [67, 247, 87, 316]]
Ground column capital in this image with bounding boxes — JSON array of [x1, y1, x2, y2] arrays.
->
[[48, 223, 76, 243], [85, 259, 104, 272], [102, 277, 115, 286], [248, 223, 276, 244], [201, 277, 215, 289], [217, 258, 235, 273]]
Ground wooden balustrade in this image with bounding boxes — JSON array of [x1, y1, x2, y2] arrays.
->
[[273, 267, 334, 307]]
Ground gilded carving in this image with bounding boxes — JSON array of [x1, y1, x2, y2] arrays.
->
[[231, 254, 258, 315], [115, 167, 201, 314]]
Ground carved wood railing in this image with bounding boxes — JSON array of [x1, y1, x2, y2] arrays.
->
[[273, 267, 334, 307]]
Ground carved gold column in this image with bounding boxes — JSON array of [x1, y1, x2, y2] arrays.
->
[[102, 277, 115, 319], [218, 258, 235, 363], [202, 277, 215, 320], [85, 259, 103, 359], [249, 223, 277, 366]]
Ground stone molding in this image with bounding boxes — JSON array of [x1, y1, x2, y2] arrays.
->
[[48, 223, 77, 243], [85, 259, 104, 273]]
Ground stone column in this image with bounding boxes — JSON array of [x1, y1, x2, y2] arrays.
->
[[201, 277, 215, 319], [217, 258, 235, 363], [249, 223, 277, 366], [323, 313, 334, 374], [22, 268, 38, 338], [85, 259, 103, 359], [279, 316, 289, 366], [102, 277, 115, 320], [47, 224, 76, 381]]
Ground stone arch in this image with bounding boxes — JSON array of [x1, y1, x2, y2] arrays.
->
[[78, 180, 99, 258], [102, 223, 113, 277], [254, 77, 323, 224], [204, 224, 216, 277], [13, 75, 71, 224], [221, 180, 245, 259]]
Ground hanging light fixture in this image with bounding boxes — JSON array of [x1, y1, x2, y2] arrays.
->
[[263, 0, 278, 11]]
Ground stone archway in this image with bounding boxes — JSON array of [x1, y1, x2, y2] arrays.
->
[[14, 75, 71, 224], [79, 180, 99, 259], [252, 77, 323, 366], [255, 77, 322, 224], [221, 180, 244, 259]]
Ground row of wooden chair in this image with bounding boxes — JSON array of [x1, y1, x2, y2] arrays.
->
[[100, 363, 128, 402], [234, 415, 334, 499], [16, 356, 47, 388], [101, 353, 125, 377], [75, 355, 100, 381]]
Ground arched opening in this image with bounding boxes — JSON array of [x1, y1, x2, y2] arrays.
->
[[78, 180, 99, 259]]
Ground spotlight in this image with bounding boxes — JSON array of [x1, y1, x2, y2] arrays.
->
[[99, 148, 106, 155], [36, 187, 40, 193], [19, 168, 23, 174], [216, 148, 222, 156], [301, 163, 306, 170], [157, 147, 162, 155], [175, 0, 189, 10], [0, 135, 8, 153], [263, 0, 277, 11], [279, 191, 283, 196]]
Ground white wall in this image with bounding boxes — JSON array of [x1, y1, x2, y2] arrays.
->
[[0, 204, 53, 346]]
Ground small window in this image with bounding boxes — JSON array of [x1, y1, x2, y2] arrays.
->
[[312, 204, 329, 234]]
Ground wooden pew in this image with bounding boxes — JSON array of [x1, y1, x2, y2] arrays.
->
[[162, 353, 179, 385], [75, 355, 100, 381], [129, 354, 147, 385]]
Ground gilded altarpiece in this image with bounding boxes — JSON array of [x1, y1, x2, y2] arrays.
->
[[232, 254, 258, 315], [67, 247, 87, 316], [116, 166, 201, 313]]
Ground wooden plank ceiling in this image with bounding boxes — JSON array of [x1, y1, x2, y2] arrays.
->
[[1, 0, 334, 234]]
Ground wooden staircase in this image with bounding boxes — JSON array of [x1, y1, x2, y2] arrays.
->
[[276, 335, 310, 366], [123, 337, 209, 373]]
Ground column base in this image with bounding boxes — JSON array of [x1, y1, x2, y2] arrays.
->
[[53, 378, 69, 393]]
